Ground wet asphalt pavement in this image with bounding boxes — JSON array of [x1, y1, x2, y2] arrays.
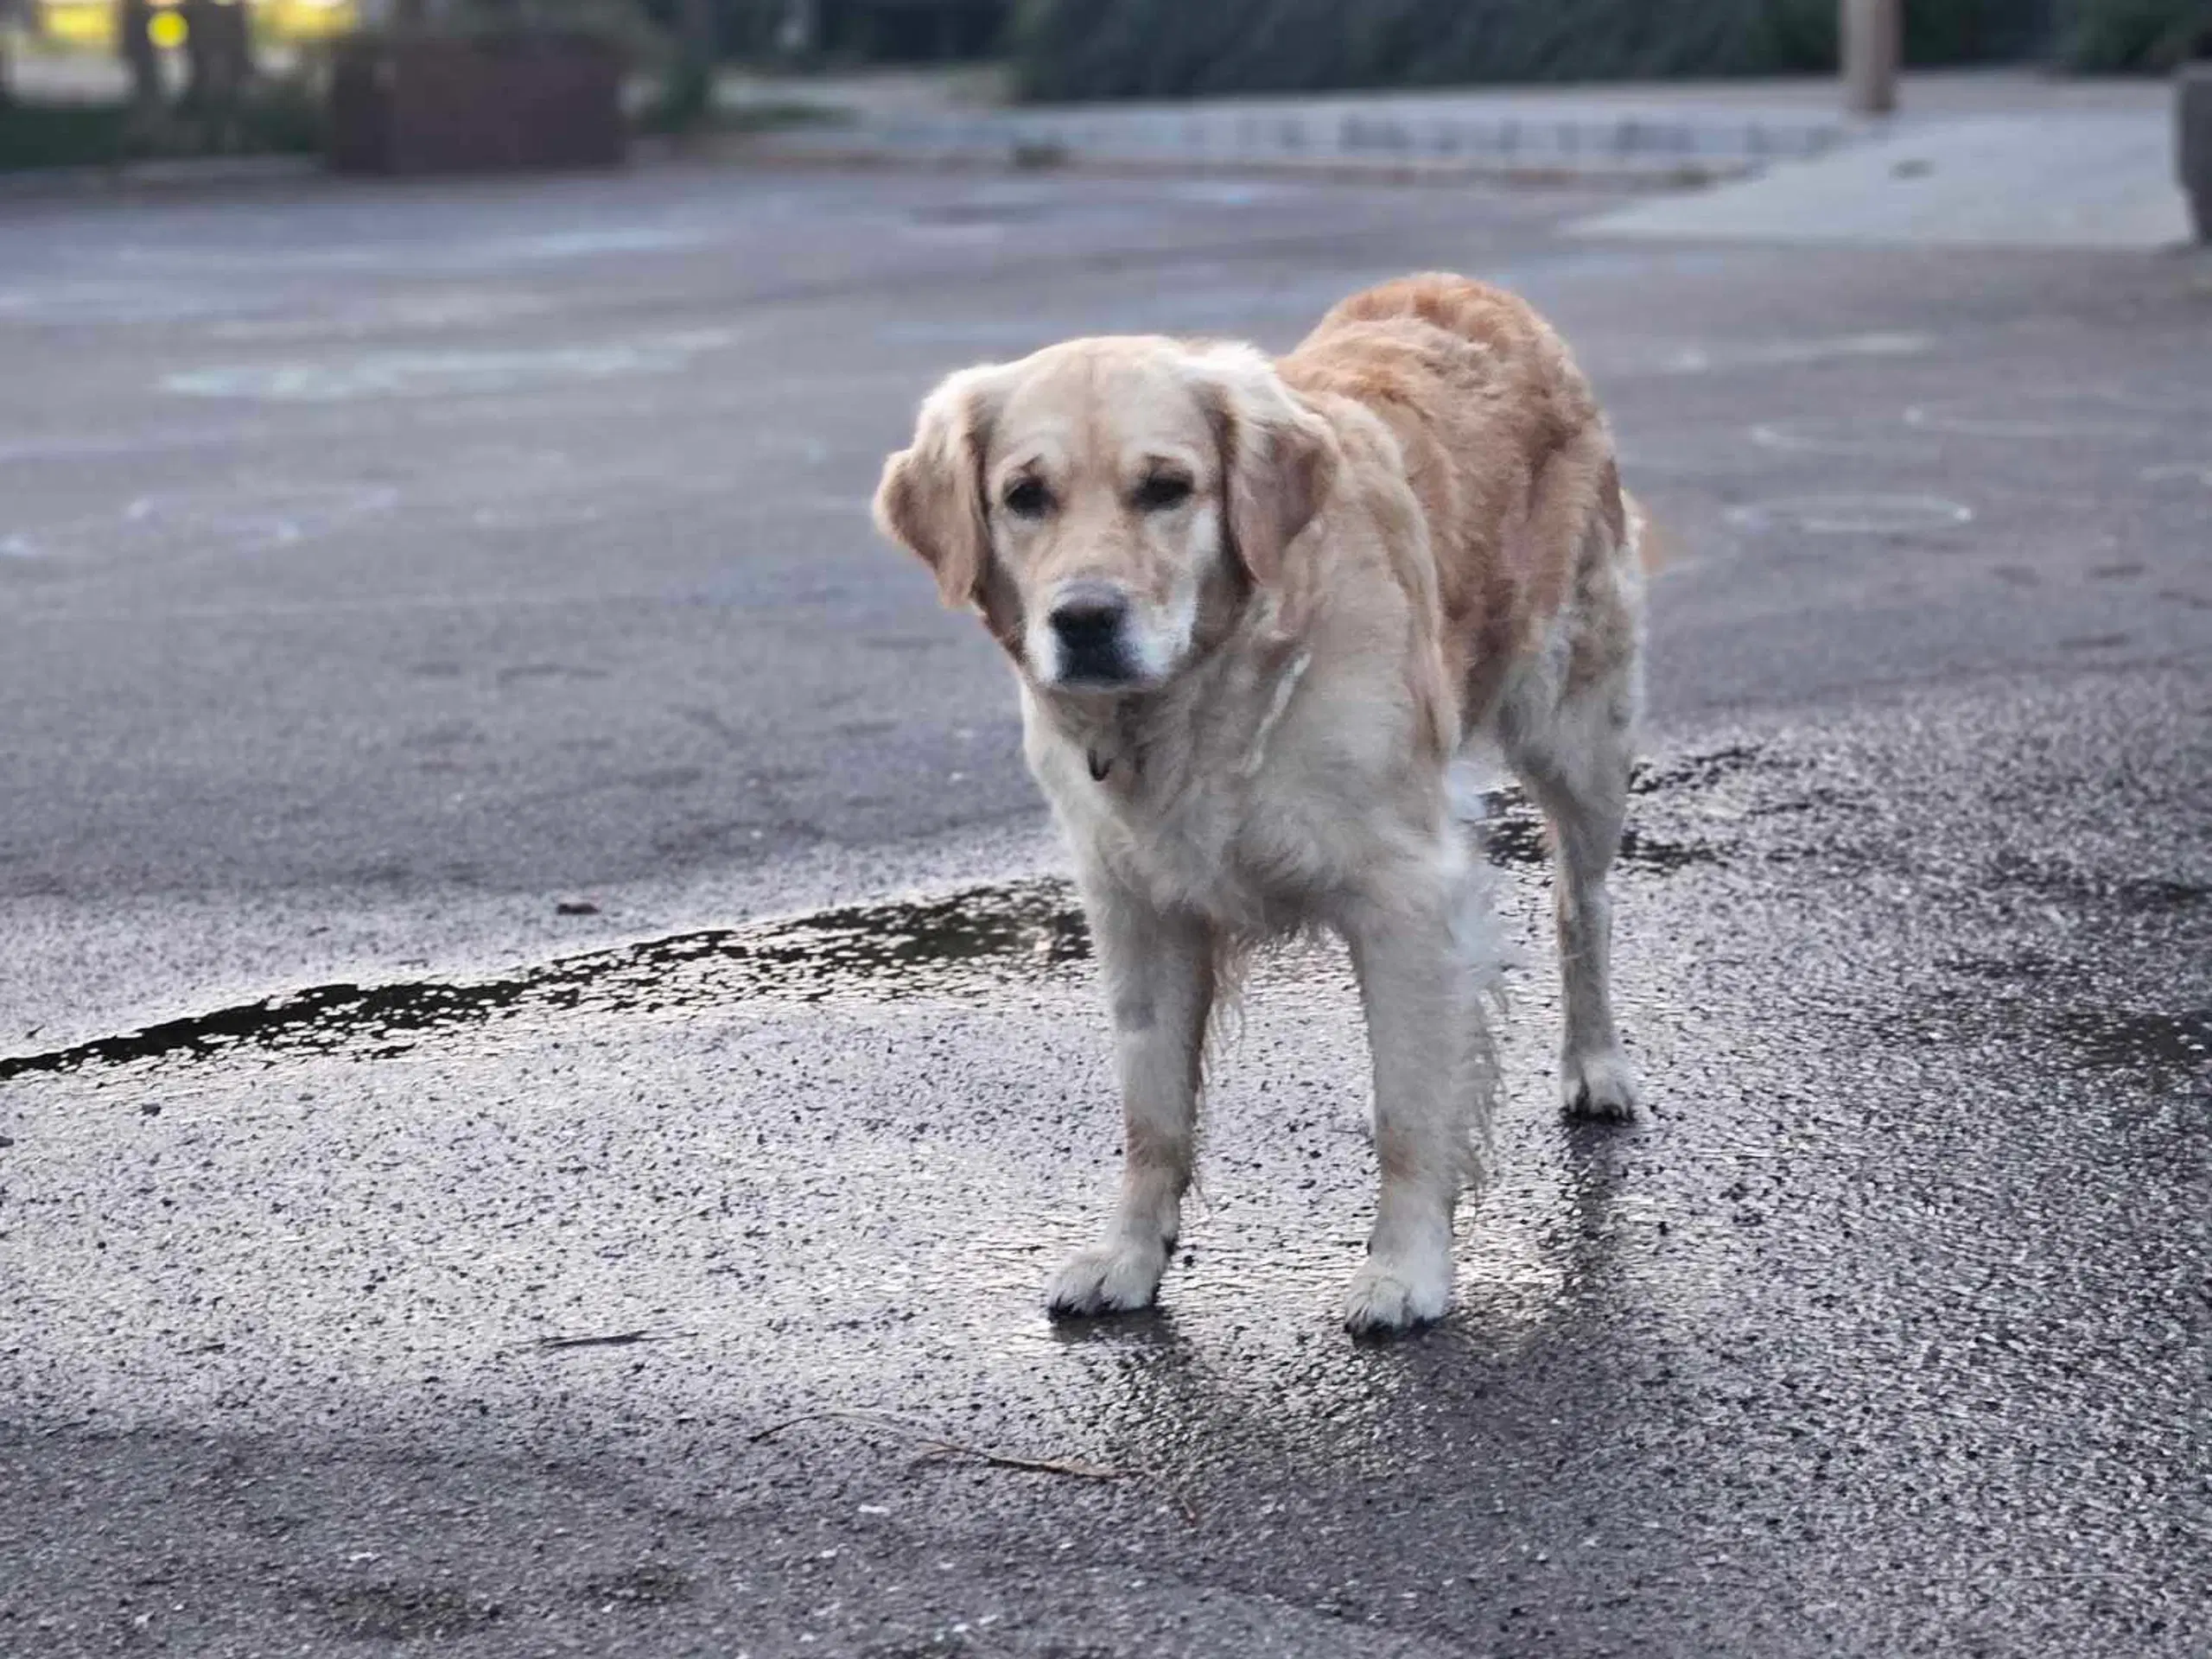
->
[[1, 165, 2209, 1656]]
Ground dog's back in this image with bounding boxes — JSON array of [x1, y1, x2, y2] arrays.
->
[[1280, 273, 1624, 727]]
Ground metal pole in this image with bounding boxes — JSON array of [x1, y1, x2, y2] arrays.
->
[[1843, 0, 1900, 116]]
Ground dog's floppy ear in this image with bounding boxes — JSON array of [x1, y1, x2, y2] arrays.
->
[[874, 364, 1009, 609], [1185, 343, 1338, 587]]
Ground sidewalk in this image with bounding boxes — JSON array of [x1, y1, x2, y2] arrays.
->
[[732, 68, 2194, 246], [732, 68, 2175, 189], [1580, 106, 2192, 249]]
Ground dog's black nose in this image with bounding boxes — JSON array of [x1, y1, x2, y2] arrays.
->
[[1048, 591, 1128, 656]]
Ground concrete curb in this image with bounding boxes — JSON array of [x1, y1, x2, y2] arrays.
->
[[728, 138, 1747, 189], [0, 140, 714, 202], [742, 106, 1850, 187], [0, 152, 321, 202]]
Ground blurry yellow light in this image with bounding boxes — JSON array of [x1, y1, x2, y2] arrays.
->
[[147, 10, 187, 44]]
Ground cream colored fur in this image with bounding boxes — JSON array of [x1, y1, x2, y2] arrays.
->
[[874, 274, 1644, 1335]]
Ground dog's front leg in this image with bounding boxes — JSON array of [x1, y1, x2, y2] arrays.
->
[[1045, 883, 1214, 1319], [1340, 854, 1488, 1336]]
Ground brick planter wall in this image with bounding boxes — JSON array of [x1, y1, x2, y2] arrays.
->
[[328, 33, 626, 175]]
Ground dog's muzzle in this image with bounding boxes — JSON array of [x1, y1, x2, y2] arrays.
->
[[1046, 582, 1136, 687]]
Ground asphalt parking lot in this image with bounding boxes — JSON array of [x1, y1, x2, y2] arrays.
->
[[1, 162, 2207, 1656]]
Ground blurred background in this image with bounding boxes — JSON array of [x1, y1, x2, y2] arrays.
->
[[2, 3, 2209, 1655], [2, 0, 2207, 171]]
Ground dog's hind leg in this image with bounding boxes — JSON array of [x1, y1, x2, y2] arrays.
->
[[1046, 883, 1215, 1318], [1504, 582, 1643, 1122]]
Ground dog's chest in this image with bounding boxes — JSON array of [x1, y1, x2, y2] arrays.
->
[[1028, 721, 1343, 937], [1105, 776, 1274, 924]]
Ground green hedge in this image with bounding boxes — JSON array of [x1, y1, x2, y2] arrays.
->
[[0, 82, 324, 170], [704, 0, 1008, 62], [1011, 0, 2088, 102], [0, 102, 136, 171], [2056, 0, 2212, 69]]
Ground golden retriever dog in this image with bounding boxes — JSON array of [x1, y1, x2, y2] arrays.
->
[[874, 274, 1643, 1334]]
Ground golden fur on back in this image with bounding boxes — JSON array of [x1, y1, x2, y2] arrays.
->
[[1282, 274, 1628, 726]]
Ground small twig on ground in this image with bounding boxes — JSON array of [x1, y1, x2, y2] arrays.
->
[[748, 1408, 1187, 1511], [529, 1329, 698, 1352], [908, 1440, 1122, 1481], [748, 1407, 932, 1444], [753, 1408, 1119, 1479]]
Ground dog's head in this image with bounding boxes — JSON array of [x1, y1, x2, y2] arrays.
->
[[874, 336, 1338, 694]]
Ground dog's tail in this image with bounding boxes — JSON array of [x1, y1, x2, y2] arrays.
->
[[1622, 488, 1674, 576]]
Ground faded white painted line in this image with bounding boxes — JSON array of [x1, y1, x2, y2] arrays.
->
[[0, 281, 274, 325], [467, 505, 608, 531], [1725, 494, 1975, 536], [117, 224, 725, 276], [1751, 391, 2201, 458], [0, 429, 268, 466], [1657, 332, 1932, 375], [1904, 402, 2158, 442], [205, 291, 556, 344], [1747, 416, 1927, 459], [8, 483, 401, 563], [165, 330, 743, 404], [875, 319, 1067, 346]]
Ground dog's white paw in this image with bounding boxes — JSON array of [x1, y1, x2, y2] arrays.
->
[[1562, 1046, 1640, 1122], [1046, 1237, 1166, 1319], [1341, 1249, 1452, 1337]]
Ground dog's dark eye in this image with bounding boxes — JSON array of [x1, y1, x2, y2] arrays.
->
[[1002, 478, 1052, 518], [1135, 473, 1193, 512]]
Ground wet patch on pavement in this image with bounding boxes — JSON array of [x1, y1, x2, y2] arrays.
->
[[1984, 855, 2210, 918], [579, 1563, 695, 1609], [311, 1580, 507, 1642], [2050, 1005, 2212, 1074], [0, 879, 1090, 1084], [1480, 785, 1726, 874], [0, 745, 1778, 1086], [1486, 787, 1725, 875]]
